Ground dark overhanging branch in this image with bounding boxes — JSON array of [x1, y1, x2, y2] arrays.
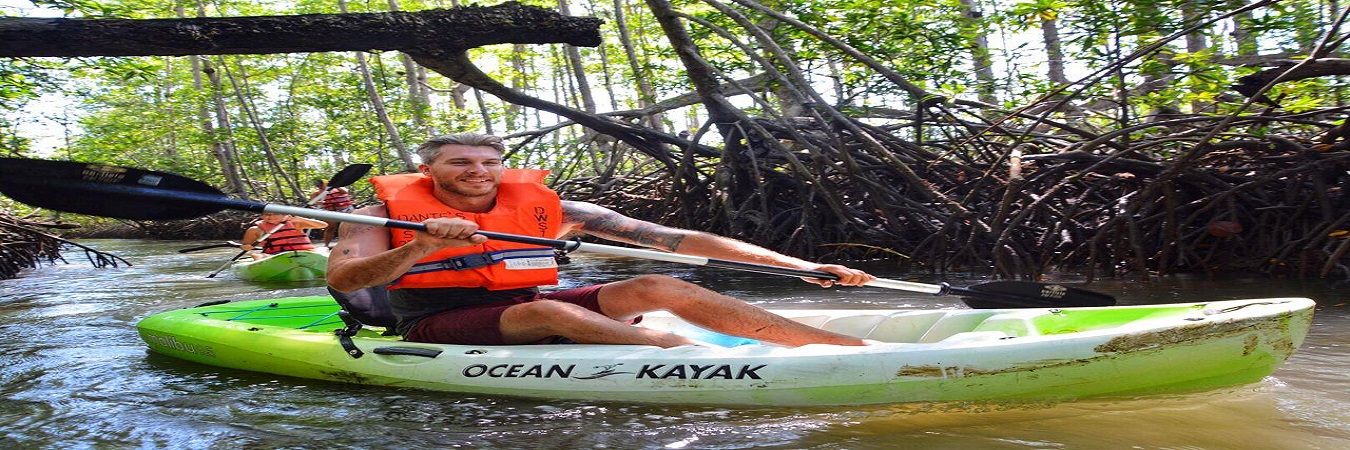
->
[[1232, 58, 1350, 103], [0, 2, 601, 57]]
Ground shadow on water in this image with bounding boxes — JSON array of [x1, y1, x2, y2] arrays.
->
[[0, 239, 1346, 449]]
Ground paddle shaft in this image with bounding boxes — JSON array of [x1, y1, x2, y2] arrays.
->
[[306, 189, 328, 206], [307, 184, 337, 206]]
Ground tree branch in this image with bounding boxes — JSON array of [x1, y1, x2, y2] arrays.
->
[[0, 2, 601, 57]]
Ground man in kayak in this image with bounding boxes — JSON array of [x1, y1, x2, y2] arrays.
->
[[241, 213, 328, 260], [327, 133, 877, 348]]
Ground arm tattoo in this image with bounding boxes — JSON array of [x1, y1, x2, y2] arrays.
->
[[340, 224, 376, 238], [564, 202, 687, 251]]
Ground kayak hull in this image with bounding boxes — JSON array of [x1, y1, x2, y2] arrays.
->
[[230, 250, 328, 281], [136, 297, 1315, 406]]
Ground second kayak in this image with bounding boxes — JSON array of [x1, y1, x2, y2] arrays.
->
[[231, 250, 328, 281]]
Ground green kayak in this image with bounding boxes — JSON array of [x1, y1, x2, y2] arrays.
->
[[230, 250, 328, 281], [136, 296, 1316, 406]]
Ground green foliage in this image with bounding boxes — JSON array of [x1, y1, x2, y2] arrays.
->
[[3, 0, 1346, 196], [0, 58, 61, 155]]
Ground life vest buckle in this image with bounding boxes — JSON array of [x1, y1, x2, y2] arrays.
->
[[406, 251, 504, 274], [447, 252, 494, 270]]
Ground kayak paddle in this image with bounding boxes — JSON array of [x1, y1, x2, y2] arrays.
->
[[177, 241, 242, 253], [0, 158, 1115, 308], [203, 163, 373, 278]]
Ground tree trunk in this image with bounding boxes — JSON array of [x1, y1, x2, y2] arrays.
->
[[959, 0, 997, 104], [203, 58, 252, 199], [558, 0, 596, 113], [184, 1, 247, 197], [220, 56, 301, 200], [614, 0, 664, 131], [1183, 1, 1210, 112], [340, 0, 416, 172], [507, 44, 530, 129], [387, 0, 430, 139], [1042, 18, 1069, 85]]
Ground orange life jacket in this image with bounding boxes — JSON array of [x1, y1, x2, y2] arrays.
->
[[258, 220, 315, 253], [371, 170, 562, 290]]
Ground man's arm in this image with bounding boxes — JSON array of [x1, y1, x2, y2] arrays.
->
[[326, 205, 486, 292], [240, 226, 262, 251], [559, 200, 875, 286], [558, 200, 693, 251]]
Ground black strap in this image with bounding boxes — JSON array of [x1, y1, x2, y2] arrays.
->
[[334, 310, 365, 359]]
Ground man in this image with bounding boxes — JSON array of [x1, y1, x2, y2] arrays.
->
[[327, 133, 877, 348], [311, 178, 355, 246], [241, 213, 328, 260]]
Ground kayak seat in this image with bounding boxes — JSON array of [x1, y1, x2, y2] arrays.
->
[[970, 311, 1046, 337], [932, 331, 1015, 343], [818, 315, 888, 338], [865, 312, 948, 343], [916, 312, 998, 343], [784, 315, 832, 328], [327, 285, 397, 330]]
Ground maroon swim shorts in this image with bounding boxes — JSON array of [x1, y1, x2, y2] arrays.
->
[[403, 284, 614, 345]]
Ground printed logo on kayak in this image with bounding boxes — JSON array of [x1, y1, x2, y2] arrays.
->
[[461, 363, 768, 380], [142, 332, 216, 358]]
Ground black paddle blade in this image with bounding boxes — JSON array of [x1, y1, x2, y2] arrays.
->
[[954, 281, 1117, 309], [0, 158, 247, 220], [327, 163, 373, 188]]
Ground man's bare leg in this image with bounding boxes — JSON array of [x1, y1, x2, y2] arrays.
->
[[498, 299, 698, 347], [597, 275, 869, 347]]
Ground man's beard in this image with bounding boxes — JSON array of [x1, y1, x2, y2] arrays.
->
[[437, 180, 496, 198]]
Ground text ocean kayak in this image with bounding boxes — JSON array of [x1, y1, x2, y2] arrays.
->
[[230, 250, 328, 281], [136, 296, 1315, 406]]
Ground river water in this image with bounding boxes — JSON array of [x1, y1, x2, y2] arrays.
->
[[0, 239, 1345, 449]]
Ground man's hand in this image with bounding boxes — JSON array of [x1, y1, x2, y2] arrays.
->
[[803, 264, 876, 288], [413, 217, 489, 249]]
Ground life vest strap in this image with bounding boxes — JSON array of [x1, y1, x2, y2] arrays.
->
[[404, 247, 557, 274]]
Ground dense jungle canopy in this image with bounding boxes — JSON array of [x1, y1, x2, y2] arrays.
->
[[1, 0, 1348, 282]]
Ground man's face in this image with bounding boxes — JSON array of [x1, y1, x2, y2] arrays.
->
[[419, 144, 504, 198], [260, 213, 287, 224]]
